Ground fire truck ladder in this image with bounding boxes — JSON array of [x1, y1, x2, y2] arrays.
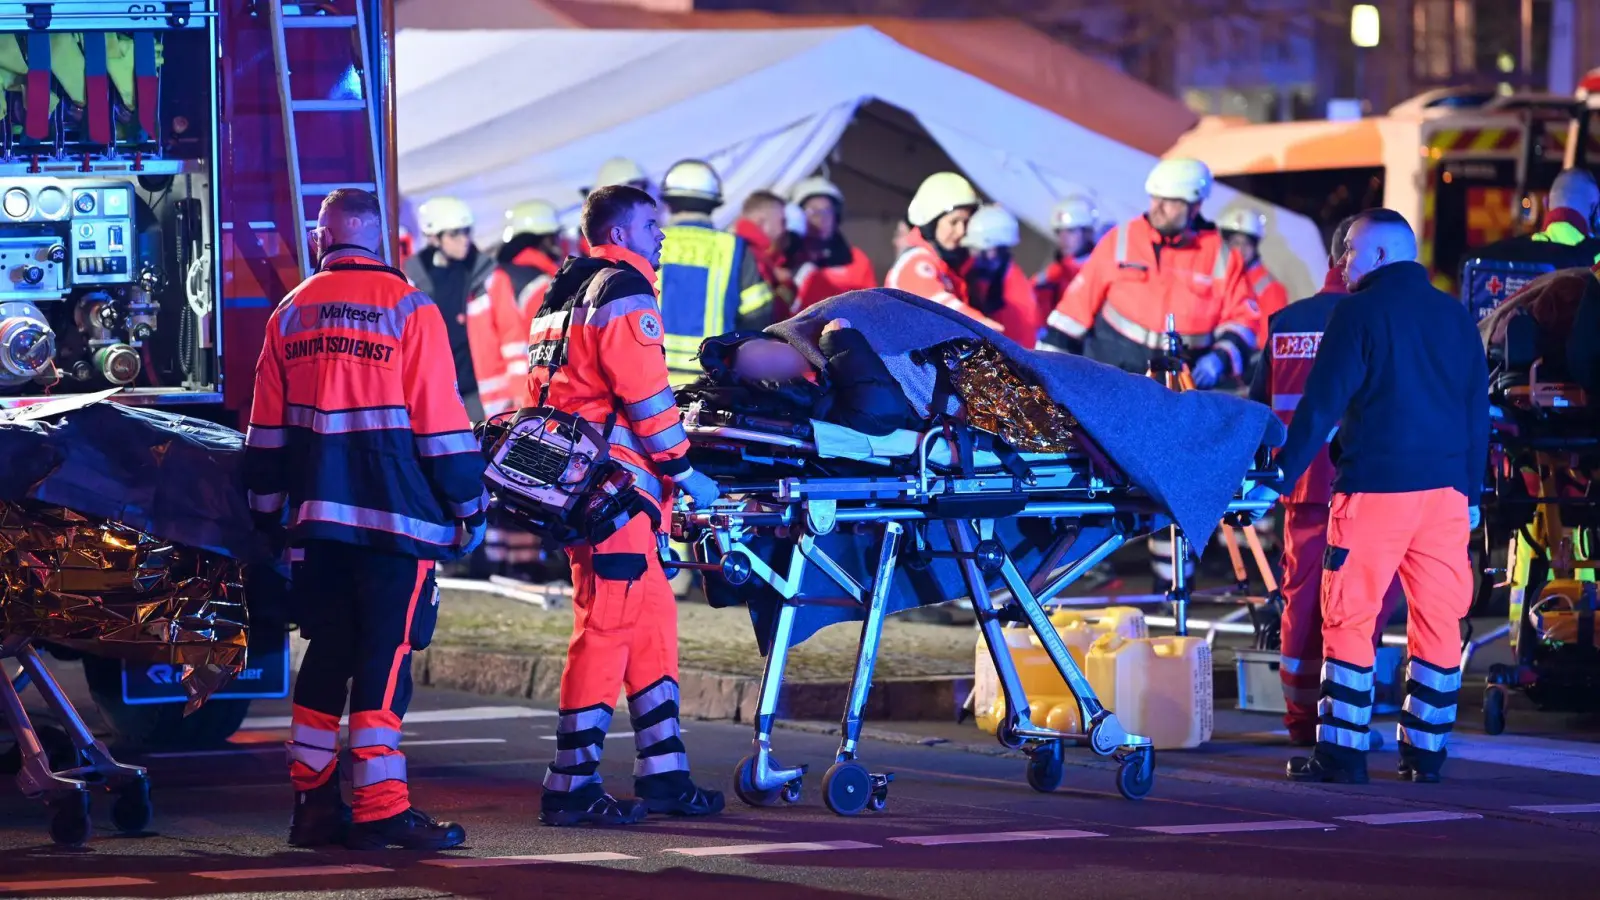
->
[[266, 1, 391, 279]]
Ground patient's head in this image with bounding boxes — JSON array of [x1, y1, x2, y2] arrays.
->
[[734, 337, 813, 383]]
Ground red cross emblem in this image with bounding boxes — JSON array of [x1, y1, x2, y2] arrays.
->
[[1486, 275, 1504, 296]]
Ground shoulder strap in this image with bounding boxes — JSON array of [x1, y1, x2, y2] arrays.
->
[[323, 260, 411, 283]]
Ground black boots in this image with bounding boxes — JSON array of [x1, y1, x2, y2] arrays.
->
[[346, 808, 468, 851], [629, 677, 725, 818], [1396, 658, 1460, 784], [288, 776, 351, 848], [1288, 658, 1374, 785], [539, 793, 649, 828]]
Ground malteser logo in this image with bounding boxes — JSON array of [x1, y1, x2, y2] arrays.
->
[[320, 304, 383, 323], [1274, 332, 1321, 359]]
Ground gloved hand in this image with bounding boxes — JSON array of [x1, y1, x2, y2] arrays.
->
[[675, 468, 723, 510], [1191, 352, 1227, 389], [1469, 505, 1481, 530], [451, 519, 487, 560], [1229, 482, 1281, 526]]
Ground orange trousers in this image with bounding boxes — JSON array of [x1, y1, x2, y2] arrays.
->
[[1321, 489, 1472, 670], [561, 512, 679, 711]]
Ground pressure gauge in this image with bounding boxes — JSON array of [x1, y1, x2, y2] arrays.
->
[[2, 188, 30, 219], [74, 191, 96, 214]]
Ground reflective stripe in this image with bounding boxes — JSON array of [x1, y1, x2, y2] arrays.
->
[[285, 405, 411, 434], [1215, 341, 1243, 378], [1279, 655, 1310, 676], [558, 708, 612, 734], [245, 424, 287, 449], [352, 755, 407, 788], [554, 745, 602, 768], [504, 359, 529, 376], [1397, 724, 1449, 752], [1322, 660, 1374, 692], [638, 421, 688, 454], [287, 743, 337, 772], [529, 310, 568, 341], [448, 489, 489, 519], [295, 500, 455, 546], [1213, 244, 1231, 281], [1316, 723, 1370, 751], [616, 460, 666, 503], [1272, 393, 1302, 412], [415, 431, 480, 458], [1406, 661, 1462, 693], [1282, 684, 1322, 706], [624, 387, 677, 422], [629, 679, 678, 715], [1318, 695, 1372, 726], [1100, 303, 1212, 350], [634, 752, 689, 777], [634, 718, 679, 748], [248, 490, 286, 514], [349, 727, 402, 751], [501, 341, 525, 360], [477, 374, 508, 393], [581, 294, 658, 329], [290, 724, 338, 750], [466, 295, 491, 316], [1046, 309, 1089, 339], [1215, 321, 1259, 350], [1113, 224, 1127, 264], [739, 280, 773, 316], [1402, 694, 1458, 726], [279, 291, 428, 341], [542, 770, 599, 793], [1252, 273, 1274, 295]]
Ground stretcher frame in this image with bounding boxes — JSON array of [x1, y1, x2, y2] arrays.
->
[[672, 421, 1275, 812]]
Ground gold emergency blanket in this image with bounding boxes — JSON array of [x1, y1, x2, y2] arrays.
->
[[943, 340, 1081, 453], [0, 501, 248, 712]]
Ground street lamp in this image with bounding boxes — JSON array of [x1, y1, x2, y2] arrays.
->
[[1350, 4, 1380, 115]]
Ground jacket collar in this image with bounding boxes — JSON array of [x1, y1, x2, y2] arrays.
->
[[731, 217, 773, 258], [1352, 259, 1429, 293], [511, 246, 560, 274], [588, 243, 658, 294], [319, 246, 383, 269], [1320, 266, 1349, 294], [1135, 213, 1199, 248]]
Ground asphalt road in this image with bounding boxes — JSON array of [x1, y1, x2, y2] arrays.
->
[[4, 674, 1600, 900]]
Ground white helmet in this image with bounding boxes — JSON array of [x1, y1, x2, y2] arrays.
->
[[502, 200, 560, 242], [1218, 207, 1266, 239], [1051, 196, 1099, 231], [661, 159, 723, 204], [593, 157, 647, 190], [792, 176, 844, 207], [961, 204, 1020, 251], [784, 203, 807, 234], [1145, 158, 1214, 204], [417, 197, 474, 235], [907, 172, 979, 227]]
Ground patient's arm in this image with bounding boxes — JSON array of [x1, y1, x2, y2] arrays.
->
[[816, 327, 923, 436]]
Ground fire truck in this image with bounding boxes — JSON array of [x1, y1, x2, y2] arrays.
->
[[0, 0, 396, 749], [1166, 76, 1600, 294]]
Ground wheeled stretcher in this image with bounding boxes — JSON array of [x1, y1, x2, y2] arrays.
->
[[668, 404, 1275, 815]]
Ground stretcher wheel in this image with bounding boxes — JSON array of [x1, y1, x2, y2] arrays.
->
[[995, 716, 1025, 751], [1484, 685, 1508, 736], [48, 792, 91, 847], [1116, 748, 1155, 801], [111, 777, 153, 834], [1026, 742, 1064, 793], [973, 540, 1006, 574], [822, 761, 873, 817], [660, 547, 683, 579], [733, 755, 790, 807], [867, 788, 888, 812]]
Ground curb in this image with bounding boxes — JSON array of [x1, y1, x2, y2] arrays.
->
[[417, 645, 973, 724]]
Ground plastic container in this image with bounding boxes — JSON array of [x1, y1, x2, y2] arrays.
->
[[973, 607, 1146, 734], [1086, 634, 1213, 750]]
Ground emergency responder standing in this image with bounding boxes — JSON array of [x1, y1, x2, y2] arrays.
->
[[1219, 208, 1290, 319], [1248, 214, 1404, 746], [657, 159, 775, 384], [1035, 195, 1099, 324], [245, 188, 486, 851], [1040, 158, 1263, 388], [788, 176, 877, 313], [403, 197, 497, 419], [1251, 208, 1489, 785], [1473, 168, 1600, 268], [886, 171, 1002, 330], [731, 189, 790, 312], [526, 183, 726, 826], [576, 158, 654, 257], [962, 204, 1041, 347]]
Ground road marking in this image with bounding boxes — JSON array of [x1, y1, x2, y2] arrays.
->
[[144, 737, 507, 759], [1137, 820, 1335, 835], [666, 840, 880, 857], [535, 730, 685, 741], [242, 706, 554, 729], [195, 864, 391, 881], [422, 852, 638, 868], [889, 829, 1106, 846], [0, 877, 154, 892], [1335, 811, 1482, 825], [1510, 803, 1600, 814]]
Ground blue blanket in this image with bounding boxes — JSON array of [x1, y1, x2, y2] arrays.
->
[[768, 289, 1285, 552]]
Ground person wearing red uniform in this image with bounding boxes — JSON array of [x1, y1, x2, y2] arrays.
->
[[1035, 195, 1099, 325], [402, 197, 498, 419], [1248, 215, 1404, 746], [245, 189, 485, 851], [731, 189, 791, 312], [576, 157, 653, 257], [961, 204, 1041, 347], [788, 176, 877, 314], [1220, 207, 1291, 319], [1040, 159, 1264, 389], [526, 184, 725, 827], [885, 171, 1003, 330]]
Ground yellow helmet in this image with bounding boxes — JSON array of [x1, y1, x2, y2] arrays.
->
[[907, 172, 979, 227], [502, 200, 560, 242], [416, 196, 474, 235], [661, 159, 723, 204]]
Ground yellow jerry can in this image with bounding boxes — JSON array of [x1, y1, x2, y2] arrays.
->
[[1086, 634, 1214, 750], [973, 607, 1146, 734]]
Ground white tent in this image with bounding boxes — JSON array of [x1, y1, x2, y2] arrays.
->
[[396, 26, 1327, 296]]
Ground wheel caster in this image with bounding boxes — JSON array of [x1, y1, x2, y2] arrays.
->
[[733, 755, 786, 807], [781, 780, 803, 804], [111, 777, 153, 834], [660, 547, 683, 580], [822, 761, 873, 817], [995, 715, 1025, 751], [867, 789, 888, 812], [1026, 742, 1064, 793], [1484, 685, 1508, 736], [1116, 748, 1155, 801], [48, 792, 91, 847]]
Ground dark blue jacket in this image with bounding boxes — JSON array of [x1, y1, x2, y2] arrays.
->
[[1269, 261, 1489, 501]]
